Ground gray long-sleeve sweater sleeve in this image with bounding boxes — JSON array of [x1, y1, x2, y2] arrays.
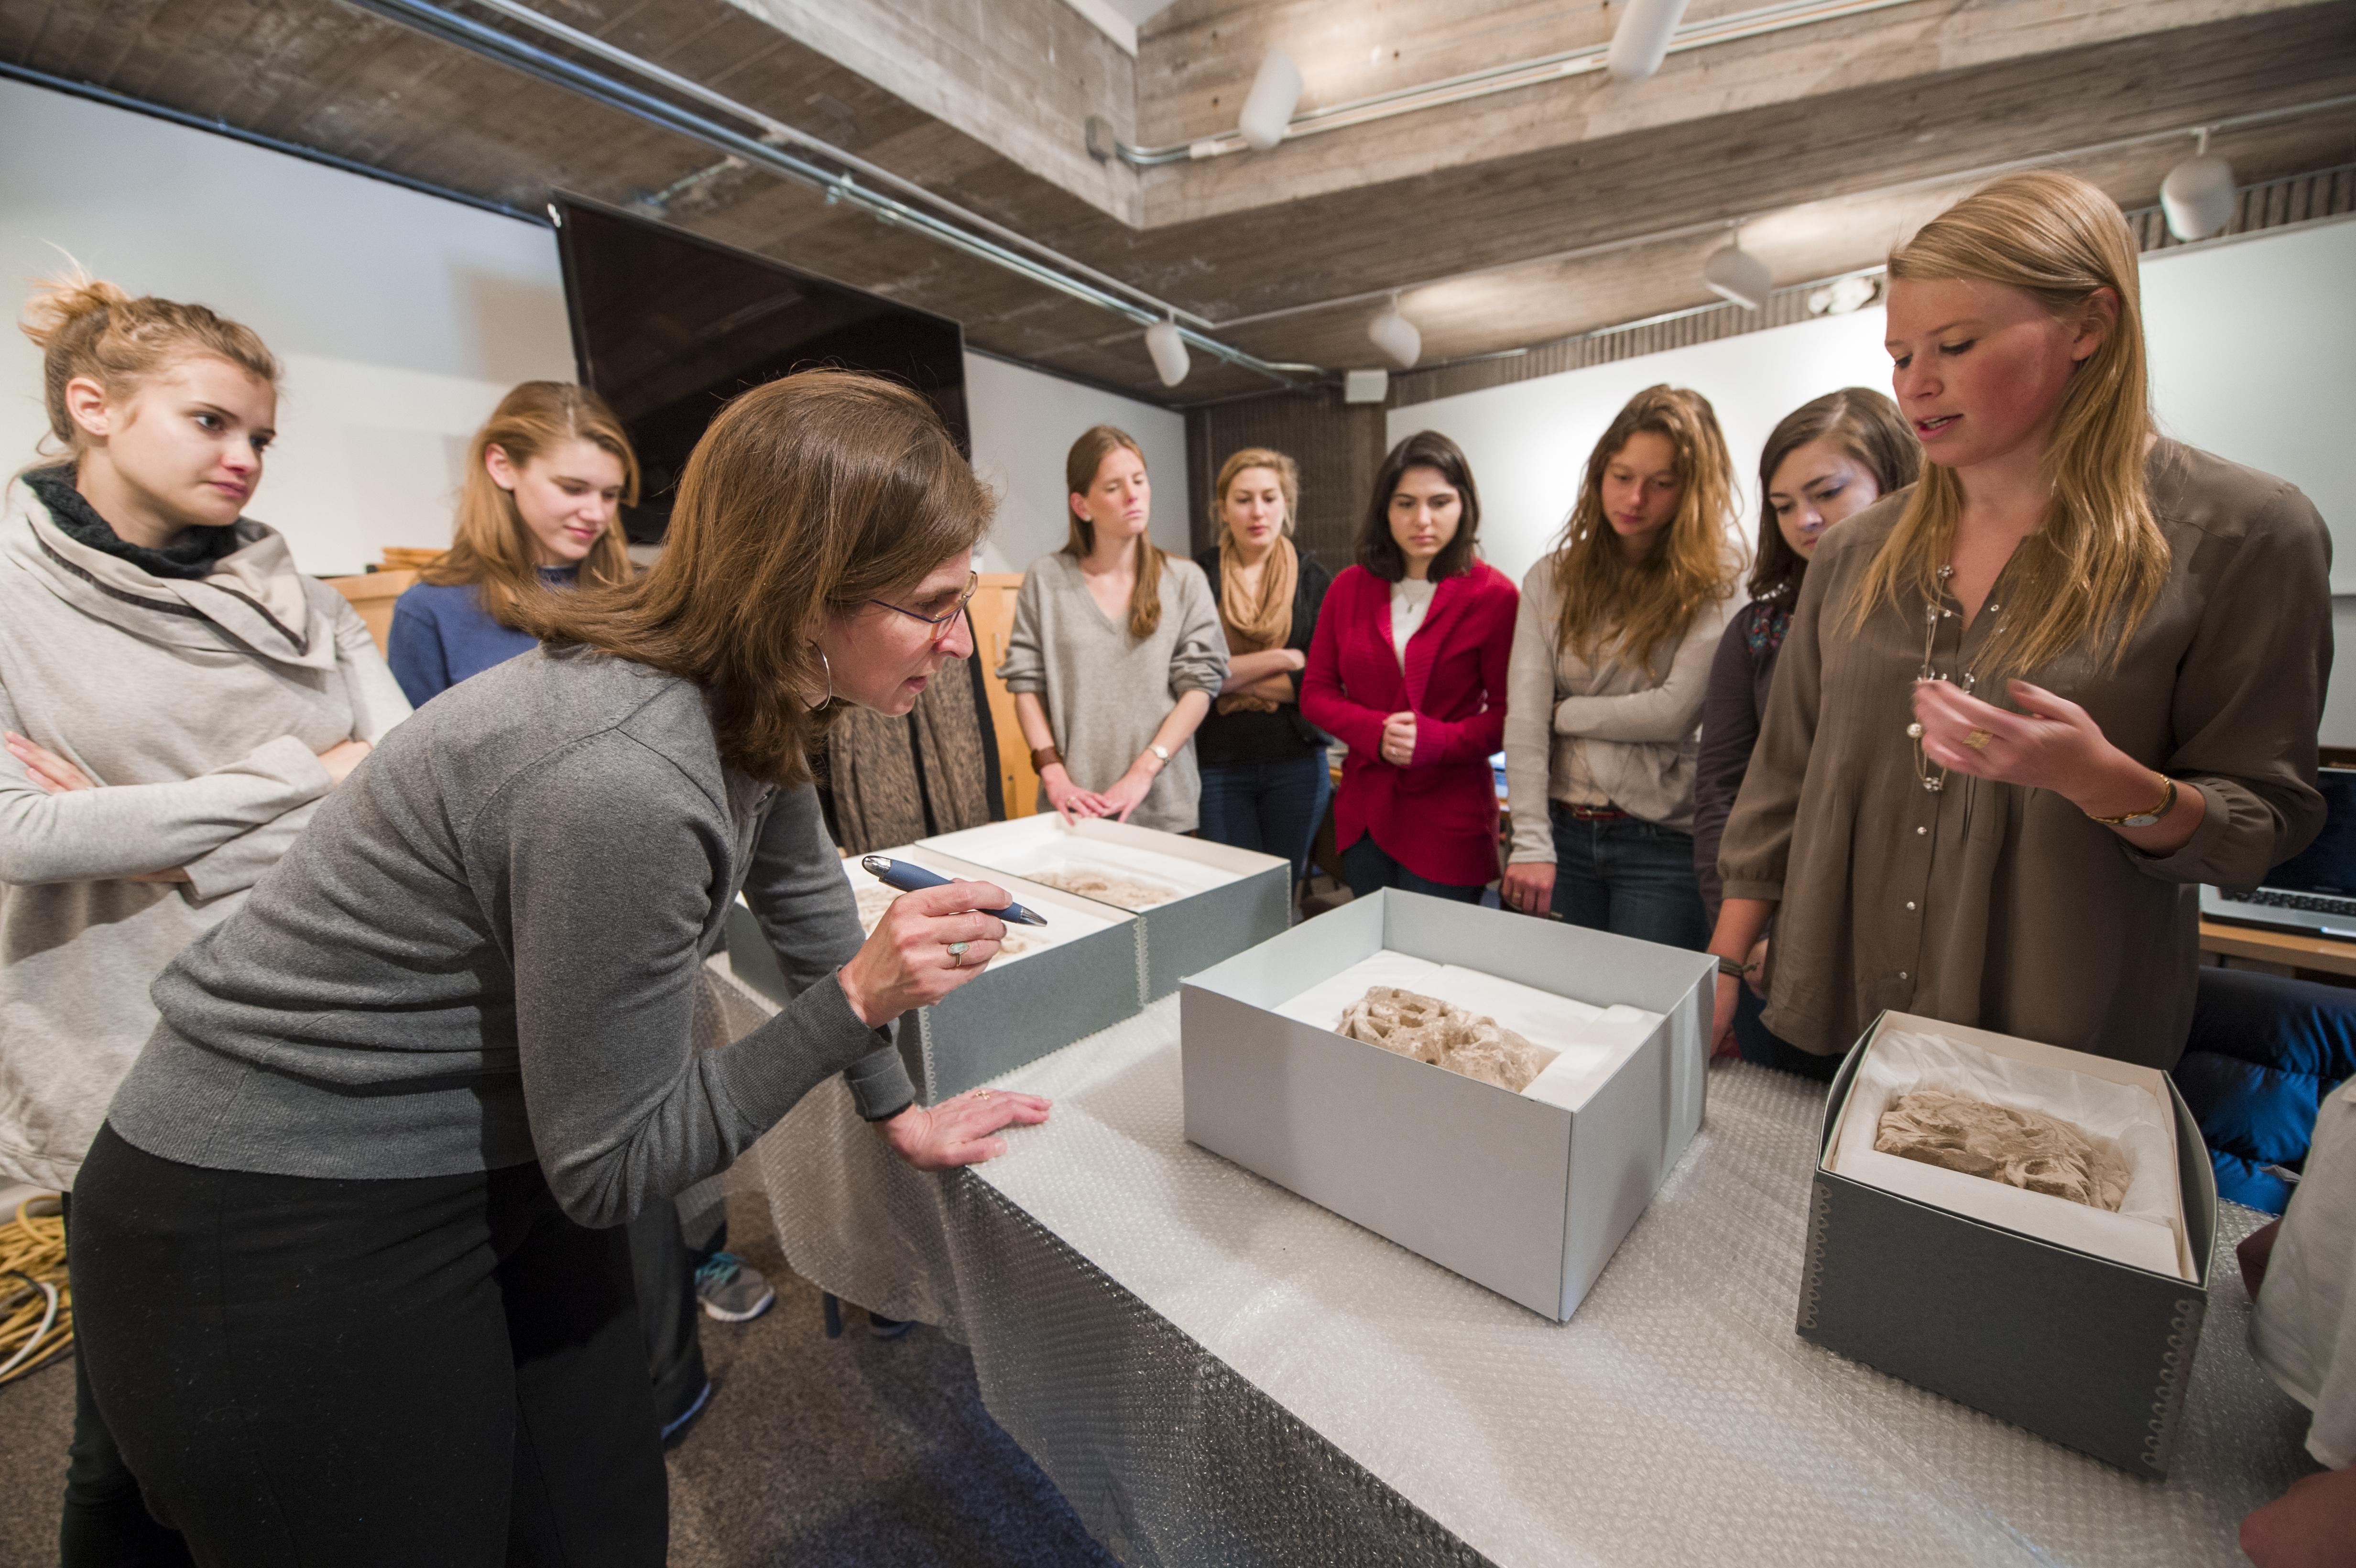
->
[[738, 784, 916, 1122], [109, 652, 914, 1226], [494, 741, 893, 1226]]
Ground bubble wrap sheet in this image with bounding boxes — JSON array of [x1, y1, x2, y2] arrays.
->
[[710, 961, 2312, 1568]]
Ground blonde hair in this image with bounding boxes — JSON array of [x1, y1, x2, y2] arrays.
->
[[513, 370, 993, 786], [424, 381, 638, 629], [1548, 385, 1741, 667], [1063, 424, 1165, 640], [1210, 447, 1299, 538], [1847, 171, 2167, 675], [19, 268, 279, 458]]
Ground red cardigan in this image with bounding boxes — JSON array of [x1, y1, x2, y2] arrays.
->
[[1301, 560, 1518, 888]]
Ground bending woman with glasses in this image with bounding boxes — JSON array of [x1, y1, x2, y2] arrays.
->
[[66, 372, 1049, 1565], [1712, 171, 2330, 1072], [1000, 425, 1226, 829]]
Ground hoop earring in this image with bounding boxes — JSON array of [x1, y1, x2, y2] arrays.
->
[[817, 648, 833, 709]]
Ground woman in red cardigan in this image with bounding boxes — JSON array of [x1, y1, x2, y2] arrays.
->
[[1303, 430, 1518, 902]]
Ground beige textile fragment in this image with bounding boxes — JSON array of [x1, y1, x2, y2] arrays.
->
[[1026, 869, 1179, 909], [853, 884, 1027, 956], [1336, 986, 1559, 1093], [1875, 1088, 2130, 1211]]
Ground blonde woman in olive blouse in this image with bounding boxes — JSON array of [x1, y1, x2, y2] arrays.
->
[[1712, 171, 2330, 1072]]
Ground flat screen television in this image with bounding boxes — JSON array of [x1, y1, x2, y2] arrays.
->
[[553, 196, 969, 542]]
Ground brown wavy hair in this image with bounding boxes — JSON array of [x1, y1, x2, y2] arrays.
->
[[1063, 425, 1165, 639], [423, 381, 638, 629], [513, 370, 993, 785], [1846, 171, 2167, 675], [19, 268, 279, 461], [1356, 430, 1483, 582], [1747, 388, 1919, 604], [1547, 384, 1741, 667]]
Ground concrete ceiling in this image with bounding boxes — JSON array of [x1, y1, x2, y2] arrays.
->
[[10, 0, 2354, 404]]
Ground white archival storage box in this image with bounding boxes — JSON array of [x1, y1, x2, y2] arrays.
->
[[1180, 889, 1715, 1320]]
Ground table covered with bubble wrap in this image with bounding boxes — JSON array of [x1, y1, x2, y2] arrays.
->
[[706, 958, 2313, 1568]]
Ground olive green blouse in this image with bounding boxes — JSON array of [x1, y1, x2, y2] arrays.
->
[[1719, 440, 2331, 1069]]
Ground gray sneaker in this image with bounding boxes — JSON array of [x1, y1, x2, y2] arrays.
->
[[693, 1252, 775, 1323]]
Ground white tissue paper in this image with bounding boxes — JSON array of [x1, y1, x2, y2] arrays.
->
[[1831, 1028, 2190, 1281], [1274, 950, 1663, 1113]]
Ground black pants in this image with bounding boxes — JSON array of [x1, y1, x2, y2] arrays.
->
[[66, 1124, 668, 1567]]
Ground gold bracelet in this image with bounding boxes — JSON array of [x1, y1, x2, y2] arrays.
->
[[2084, 773, 2177, 828]]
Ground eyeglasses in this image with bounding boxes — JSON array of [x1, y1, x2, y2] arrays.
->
[[868, 571, 978, 632]]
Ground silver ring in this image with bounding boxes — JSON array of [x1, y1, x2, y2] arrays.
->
[[947, 940, 971, 968]]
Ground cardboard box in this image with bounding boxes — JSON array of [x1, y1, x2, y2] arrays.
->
[[724, 845, 1142, 1103], [1180, 889, 1715, 1321], [918, 816, 1291, 1002], [1798, 1011, 2217, 1476]]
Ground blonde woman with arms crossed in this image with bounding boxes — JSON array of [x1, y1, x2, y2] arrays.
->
[[0, 273, 406, 1559], [1712, 171, 2331, 1070]]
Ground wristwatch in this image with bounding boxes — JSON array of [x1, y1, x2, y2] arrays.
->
[[2085, 773, 2177, 828], [1717, 956, 1759, 979], [1147, 743, 1171, 764]]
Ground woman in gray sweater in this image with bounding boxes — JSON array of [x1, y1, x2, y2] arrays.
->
[[67, 372, 1047, 1566], [1001, 425, 1226, 832], [0, 276, 410, 1560]]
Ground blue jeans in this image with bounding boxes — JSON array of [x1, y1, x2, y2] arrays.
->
[[1198, 754, 1331, 885], [1340, 834, 1486, 904], [1547, 803, 1709, 950]]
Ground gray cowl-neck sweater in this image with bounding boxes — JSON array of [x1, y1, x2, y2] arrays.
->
[[0, 477, 411, 1189]]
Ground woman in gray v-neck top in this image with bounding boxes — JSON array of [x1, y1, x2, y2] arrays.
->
[[998, 426, 1227, 833]]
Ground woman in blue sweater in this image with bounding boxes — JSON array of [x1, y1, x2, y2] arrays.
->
[[388, 381, 636, 704]]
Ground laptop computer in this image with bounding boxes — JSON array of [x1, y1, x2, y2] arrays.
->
[[2202, 766, 2356, 938]]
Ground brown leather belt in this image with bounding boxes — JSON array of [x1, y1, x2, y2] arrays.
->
[[1563, 804, 1630, 821]]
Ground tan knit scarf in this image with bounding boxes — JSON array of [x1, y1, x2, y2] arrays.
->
[[1216, 531, 1297, 714]]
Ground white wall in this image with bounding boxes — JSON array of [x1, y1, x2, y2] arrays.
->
[[1393, 215, 2356, 737], [963, 350, 1189, 574], [0, 77, 577, 577]]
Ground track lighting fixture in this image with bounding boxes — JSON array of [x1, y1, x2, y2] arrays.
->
[[1367, 295, 1422, 369], [1606, 0, 1692, 84], [2160, 130, 2237, 242], [1702, 229, 1772, 312], [1238, 52, 1305, 152], [1145, 318, 1192, 387]]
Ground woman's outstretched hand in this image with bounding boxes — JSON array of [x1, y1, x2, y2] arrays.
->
[[875, 1087, 1053, 1170], [1913, 678, 2204, 850], [837, 880, 1009, 1027]]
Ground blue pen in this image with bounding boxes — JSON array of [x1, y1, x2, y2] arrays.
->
[[859, 856, 1050, 926]]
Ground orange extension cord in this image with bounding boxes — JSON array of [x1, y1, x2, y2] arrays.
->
[[0, 1195, 71, 1385]]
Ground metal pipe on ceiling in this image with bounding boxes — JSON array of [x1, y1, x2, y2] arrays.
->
[[1089, 0, 1924, 167], [341, 0, 1320, 388]]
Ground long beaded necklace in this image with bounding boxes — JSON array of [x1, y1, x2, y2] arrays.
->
[[1907, 565, 2002, 794]]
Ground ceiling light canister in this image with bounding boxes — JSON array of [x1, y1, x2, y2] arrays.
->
[[1703, 235, 1772, 313], [1145, 318, 1192, 387], [1238, 52, 1305, 152], [2161, 130, 2237, 242], [1607, 0, 1692, 84], [1367, 296, 1422, 369]]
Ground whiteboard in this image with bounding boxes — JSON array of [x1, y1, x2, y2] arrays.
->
[[1392, 215, 2356, 595]]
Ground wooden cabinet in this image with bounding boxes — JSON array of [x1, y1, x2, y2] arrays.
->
[[325, 569, 419, 655], [968, 572, 1036, 818]]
